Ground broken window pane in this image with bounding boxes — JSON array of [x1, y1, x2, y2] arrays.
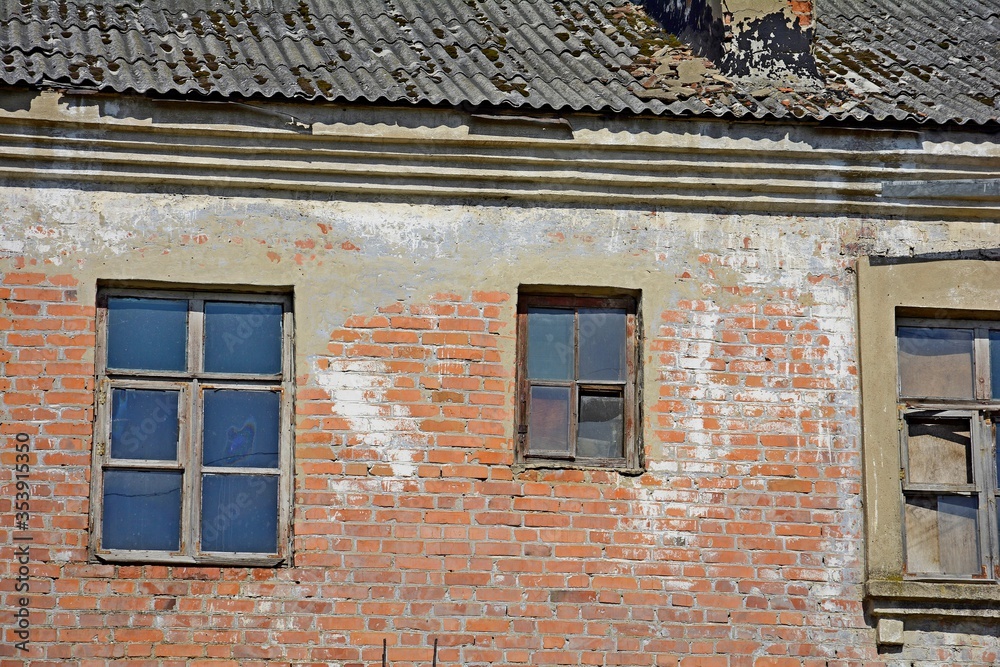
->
[[201, 474, 278, 553], [577, 390, 623, 458], [527, 308, 574, 380], [202, 390, 280, 468], [897, 326, 974, 398], [904, 494, 980, 576], [906, 418, 972, 485], [107, 298, 187, 371], [528, 385, 570, 453], [110, 389, 180, 461], [204, 301, 282, 375], [578, 308, 626, 382], [102, 470, 182, 551]]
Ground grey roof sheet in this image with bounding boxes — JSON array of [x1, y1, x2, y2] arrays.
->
[[0, 0, 998, 124]]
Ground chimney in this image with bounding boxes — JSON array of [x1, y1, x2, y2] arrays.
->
[[641, 0, 818, 86], [719, 0, 817, 84]]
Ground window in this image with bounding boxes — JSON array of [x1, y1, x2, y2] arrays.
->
[[858, 257, 1000, 630], [90, 288, 293, 566], [515, 292, 640, 470], [896, 320, 999, 579]]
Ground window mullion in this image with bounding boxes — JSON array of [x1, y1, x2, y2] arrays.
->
[[186, 301, 205, 558], [981, 322, 1000, 577], [90, 377, 110, 556], [186, 380, 203, 557], [570, 308, 580, 459], [90, 297, 111, 556], [975, 326, 991, 400], [625, 311, 637, 470], [279, 376, 294, 562], [189, 300, 204, 375], [972, 413, 997, 578], [986, 416, 1000, 578], [993, 416, 1000, 579]]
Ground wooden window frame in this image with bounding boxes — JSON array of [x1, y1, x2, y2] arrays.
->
[[858, 258, 1000, 628], [89, 288, 295, 567], [896, 318, 1000, 582], [515, 293, 641, 471]]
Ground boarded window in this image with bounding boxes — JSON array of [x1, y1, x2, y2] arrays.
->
[[897, 326, 974, 399], [896, 318, 1000, 582], [904, 495, 980, 576]]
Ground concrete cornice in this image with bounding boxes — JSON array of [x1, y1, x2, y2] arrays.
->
[[1, 90, 999, 218]]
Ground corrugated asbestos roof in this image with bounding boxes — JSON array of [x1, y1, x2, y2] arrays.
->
[[0, 0, 998, 124]]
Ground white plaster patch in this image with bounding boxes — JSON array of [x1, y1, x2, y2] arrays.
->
[[314, 359, 423, 478], [0, 239, 25, 254], [646, 460, 679, 475]]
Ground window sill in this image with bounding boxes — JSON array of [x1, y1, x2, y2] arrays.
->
[[514, 460, 644, 476], [868, 579, 1000, 616], [93, 551, 286, 568]]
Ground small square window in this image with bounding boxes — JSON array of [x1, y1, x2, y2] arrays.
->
[[515, 292, 640, 470], [91, 288, 293, 566]]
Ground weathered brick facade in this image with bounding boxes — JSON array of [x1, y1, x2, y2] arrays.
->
[[2, 247, 876, 666], [1, 93, 1000, 666]]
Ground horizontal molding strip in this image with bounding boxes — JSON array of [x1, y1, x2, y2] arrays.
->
[[0, 98, 999, 215], [0, 128, 996, 184], [3, 162, 1000, 219], [0, 108, 997, 171], [0, 144, 885, 199]]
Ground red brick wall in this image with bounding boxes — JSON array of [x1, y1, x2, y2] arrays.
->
[[788, 1, 812, 28], [0, 258, 882, 665]]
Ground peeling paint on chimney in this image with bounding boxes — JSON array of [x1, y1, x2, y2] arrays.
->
[[642, 0, 819, 87], [719, 0, 818, 85]]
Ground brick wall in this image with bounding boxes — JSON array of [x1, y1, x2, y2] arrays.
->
[[788, 1, 812, 28], [0, 214, 997, 666], [0, 246, 875, 666]]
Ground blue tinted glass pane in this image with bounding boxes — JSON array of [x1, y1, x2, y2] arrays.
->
[[990, 331, 1000, 399], [203, 390, 280, 468], [204, 302, 282, 375], [528, 385, 570, 454], [107, 298, 187, 371], [110, 389, 179, 460], [102, 470, 181, 551], [527, 308, 574, 380], [201, 474, 278, 553], [578, 308, 626, 381], [577, 390, 623, 459]]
